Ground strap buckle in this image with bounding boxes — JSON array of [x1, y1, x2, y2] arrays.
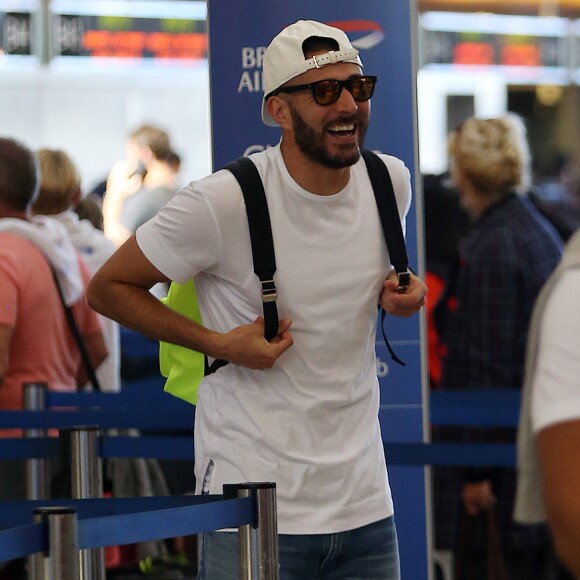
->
[[307, 48, 360, 70], [396, 270, 411, 294], [312, 53, 323, 69], [261, 279, 278, 303]]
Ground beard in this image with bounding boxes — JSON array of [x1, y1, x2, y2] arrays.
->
[[289, 104, 368, 169]]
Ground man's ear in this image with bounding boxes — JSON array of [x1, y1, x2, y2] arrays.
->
[[267, 96, 293, 129]]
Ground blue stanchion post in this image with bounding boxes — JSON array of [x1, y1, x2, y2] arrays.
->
[[223, 482, 279, 580], [32, 506, 79, 580]]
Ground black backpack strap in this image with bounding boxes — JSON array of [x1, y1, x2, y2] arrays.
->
[[205, 158, 279, 375], [362, 149, 410, 367], [50, 266, 102, 391], [362, 150, 409, 279], [225, 156, 279, 341]]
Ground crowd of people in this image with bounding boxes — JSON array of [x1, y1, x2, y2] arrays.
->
[[0, 124, 182, 578], [1, 17, 580, 580]]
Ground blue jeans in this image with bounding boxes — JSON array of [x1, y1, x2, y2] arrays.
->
[[197, 516, 400, 579]]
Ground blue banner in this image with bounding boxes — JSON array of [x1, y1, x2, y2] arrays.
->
[[208, 2, 428, 578]]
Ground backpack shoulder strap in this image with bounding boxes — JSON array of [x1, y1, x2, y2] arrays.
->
[[362, 149, 410, 366], [361, 149, 409, 281], [224, 156, 279, 342]]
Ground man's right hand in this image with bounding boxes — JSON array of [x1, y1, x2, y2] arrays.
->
[[216, 317, 293, 369]]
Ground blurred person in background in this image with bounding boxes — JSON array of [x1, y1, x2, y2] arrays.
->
[[422, 172, 471, 389], [75, 192, 105, 231], [515, 227, 580, 580], [514, 229, 580, 579], [529, 153, 580, 243], [432, 114, 563, 579], [103, 124, 180, 248], [0, 137, 106, 579], [33, 148, 120, 392]]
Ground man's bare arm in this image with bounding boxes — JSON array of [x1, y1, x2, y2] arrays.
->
[[88, 236, 293, 369], [537, 420, 580, 578]]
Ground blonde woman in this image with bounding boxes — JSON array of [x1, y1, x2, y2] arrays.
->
[[33, 148, 120, 393], [433, 114, 564, 579]]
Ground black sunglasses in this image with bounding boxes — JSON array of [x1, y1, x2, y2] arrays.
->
[[270, 75, 377, 106]]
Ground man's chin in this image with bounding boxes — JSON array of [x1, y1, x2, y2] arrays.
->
[[326, 145, 361, 168]]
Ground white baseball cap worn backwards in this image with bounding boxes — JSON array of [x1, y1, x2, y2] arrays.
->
[[261, 20, 363, 126]]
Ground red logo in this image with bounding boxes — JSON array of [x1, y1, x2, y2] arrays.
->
[[328, 20, 385, 51]]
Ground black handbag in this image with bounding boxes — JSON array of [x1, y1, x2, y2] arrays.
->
[[454, 506, 509, 580]]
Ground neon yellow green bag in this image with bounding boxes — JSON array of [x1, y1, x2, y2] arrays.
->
[[159, 279, 204, 405]]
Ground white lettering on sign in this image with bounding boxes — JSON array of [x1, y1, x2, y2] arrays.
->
[[243, 144, 275, 156], [376, 356, 389, 378], [241, 46, 266, 68], [238, 47, 266, 93], [237, 70, 263, 93]]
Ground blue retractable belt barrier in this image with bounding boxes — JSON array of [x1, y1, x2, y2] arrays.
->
[[0, 387, 523, 466], [430, 389, 521, 427], [0, 495, 254, 563]]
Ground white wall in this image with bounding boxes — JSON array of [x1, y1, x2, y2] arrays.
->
[[0, 60, 211, 193], [417, 68, 507, 175]]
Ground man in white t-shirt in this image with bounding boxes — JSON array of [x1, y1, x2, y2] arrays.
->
[[88, 19, 426, 579]]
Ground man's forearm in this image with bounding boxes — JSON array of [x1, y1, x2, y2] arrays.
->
[[88, 278, 222, 359], [537, 421, 580, 578]]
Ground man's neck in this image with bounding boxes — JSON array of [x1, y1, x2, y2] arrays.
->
[[143, 160, 176, 189], [280, 140, 351, 196], [0, 207, 29, 221]]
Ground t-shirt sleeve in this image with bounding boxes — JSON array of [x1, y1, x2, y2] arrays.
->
[[381, 154, 412, 237], [531, 269, 580, 432], [136, 174, 231, 284]]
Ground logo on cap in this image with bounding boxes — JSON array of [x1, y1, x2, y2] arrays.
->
[[328, 20, 385, 51]]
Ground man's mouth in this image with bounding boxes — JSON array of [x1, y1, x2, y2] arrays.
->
[[327, 122, 356, 137]]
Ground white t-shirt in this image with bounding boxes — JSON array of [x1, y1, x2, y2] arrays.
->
[[54, 210, 121, 393], [137, 145, 412, 534], [531, 269, 580, 433]]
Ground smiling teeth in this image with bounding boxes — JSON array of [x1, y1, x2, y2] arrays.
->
[[331, 124, 354, 131]]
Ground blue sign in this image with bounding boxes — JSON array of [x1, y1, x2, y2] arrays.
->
[[208, 3, 428, 578]]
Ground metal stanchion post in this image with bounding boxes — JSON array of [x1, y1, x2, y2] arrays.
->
[[223, 482, 279, 580], [23, 382, 49, 500], [33, 506, 80, 580], [24, 382, 50, 580], [61, 426, 105, 580]]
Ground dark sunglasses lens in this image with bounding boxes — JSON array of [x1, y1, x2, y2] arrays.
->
[[351, 77, 375, 101], [313, 81, 341, 105]]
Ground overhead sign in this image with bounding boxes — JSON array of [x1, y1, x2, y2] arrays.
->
[[0, 11, 32, 56], [420, 11, 571, 84], [48, 0, 207, 62], [53, 14, 206, 59]]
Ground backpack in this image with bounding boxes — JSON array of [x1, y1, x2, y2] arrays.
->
[[160, 150, 410, 404]]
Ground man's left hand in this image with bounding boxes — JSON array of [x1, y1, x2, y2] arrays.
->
[[379, 270, 427, 317]]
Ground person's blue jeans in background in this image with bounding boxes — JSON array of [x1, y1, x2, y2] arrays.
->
[[197, 516, 400, 579]]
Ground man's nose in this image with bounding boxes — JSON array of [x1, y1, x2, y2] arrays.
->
[[334, 86, 359, 112]]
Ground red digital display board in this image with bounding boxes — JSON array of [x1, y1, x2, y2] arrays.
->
[[423, 29, 563, 68], [418, 11, 571, 85], [55, 14, 207, 60]]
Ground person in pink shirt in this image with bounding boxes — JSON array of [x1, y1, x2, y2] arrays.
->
[[0, 138, 106, 454], [0, 137, 107, 578]]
